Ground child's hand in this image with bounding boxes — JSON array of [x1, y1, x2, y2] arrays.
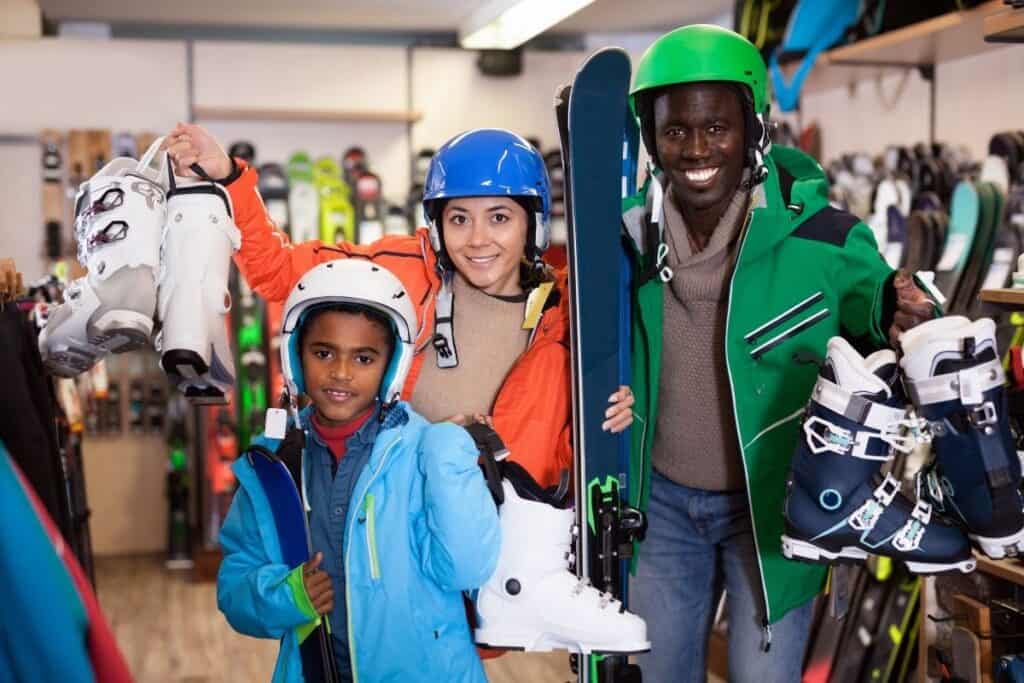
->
[[302, 552, 334, 616], [603, 385, 634, 433], [164, 123, 233, 180]]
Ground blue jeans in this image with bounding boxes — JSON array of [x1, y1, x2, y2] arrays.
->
[[630, 470, 813, 683]]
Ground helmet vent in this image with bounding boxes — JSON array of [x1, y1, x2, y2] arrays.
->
[[393, 291, 405, 299], [371, 266, 380, 272], [298, 283, 305, 290], [326, 262, 333, 268]]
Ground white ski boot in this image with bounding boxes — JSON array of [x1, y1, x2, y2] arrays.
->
[[40, 138, 167, 377], [474, 468, 650, 655], [157, 170, 240, 404]]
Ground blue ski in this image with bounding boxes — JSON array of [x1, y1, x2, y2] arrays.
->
[[559, 47, 646, 683], [248, 445, 341, 683]]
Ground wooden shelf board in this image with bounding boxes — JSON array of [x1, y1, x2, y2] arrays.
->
[[985, 8, 1024, 43], [976, 555, 1024, 587], [979, 287, 1024, 307], [194, 106, 422, 124], [787, 1, 1006, 96]]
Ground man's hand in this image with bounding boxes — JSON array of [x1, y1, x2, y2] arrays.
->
[[163, 122, 233, 180], [889, 269, 936, 347], [302, 552, 334, 616]]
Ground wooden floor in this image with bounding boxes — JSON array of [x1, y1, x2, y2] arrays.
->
[[95, 555, 575, 683]]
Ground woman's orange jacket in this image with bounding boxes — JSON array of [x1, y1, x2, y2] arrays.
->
[[227, 163, 573, 487]]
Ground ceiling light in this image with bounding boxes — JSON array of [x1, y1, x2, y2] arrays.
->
[[459, 0, 596, 50]]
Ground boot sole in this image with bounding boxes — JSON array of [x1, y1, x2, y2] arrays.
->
[[781, 536, 976, 575], [475, 629, 650, 656], [161, 349, 228, 405], [970, 526, 1024, 559], [44, 311, 152, 377]]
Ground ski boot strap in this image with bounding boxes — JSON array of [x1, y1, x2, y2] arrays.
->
[[806, 378, 915, 459], [465, 422, 509, 506], [905, 357, 1004, 407], [848, 473, 932, 551], [892, 498, 932, 553], [908, 358, 1014, 488]]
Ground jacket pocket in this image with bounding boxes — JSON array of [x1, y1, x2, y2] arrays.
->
[[744, 291, 831, 361]]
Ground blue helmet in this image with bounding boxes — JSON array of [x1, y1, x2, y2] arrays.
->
[[423, 128, 551, 264]]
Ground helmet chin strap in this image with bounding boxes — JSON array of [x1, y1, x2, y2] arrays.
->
[[432, 271, 459, 369]]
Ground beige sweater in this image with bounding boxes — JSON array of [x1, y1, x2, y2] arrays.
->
[[652, 182, 751, 491], [410, 272, 531, 423]]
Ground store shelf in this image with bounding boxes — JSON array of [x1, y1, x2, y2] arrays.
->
[[979, 287, 1024, 308], [985, 7, 1024, 43], [193, 106, 423, 124], [790, 0, 1006, 95], [976, 555, 1024, 587]]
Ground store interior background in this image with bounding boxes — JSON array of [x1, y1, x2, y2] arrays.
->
[[3, 0, 1024, 680]]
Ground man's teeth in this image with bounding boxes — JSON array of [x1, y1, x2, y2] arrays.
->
[[468, 255, 497, 263], [326, 389, 351, 399], [685, 167, 719, 183]]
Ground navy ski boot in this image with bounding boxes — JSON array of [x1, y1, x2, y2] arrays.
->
[[901, 316, 1024, 559], [782, 337, 976, 574]]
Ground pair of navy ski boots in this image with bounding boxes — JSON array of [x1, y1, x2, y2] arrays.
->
[[782, 316, 1024, 574], [39, 137, 240, 404]]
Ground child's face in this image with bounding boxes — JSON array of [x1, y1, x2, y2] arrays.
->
[[300, 310, 391, 427]]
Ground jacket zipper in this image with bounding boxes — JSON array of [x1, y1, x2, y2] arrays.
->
[[724, 208, 775, 649], [633, 281, 653, 509], [344, 434, 402, 683]]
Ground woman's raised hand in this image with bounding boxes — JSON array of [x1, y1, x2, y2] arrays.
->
[[164, 123, 233, 180]]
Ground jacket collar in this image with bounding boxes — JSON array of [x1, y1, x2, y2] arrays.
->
[[622, 147, 831, 270]]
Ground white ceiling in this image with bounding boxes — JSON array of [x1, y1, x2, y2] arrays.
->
[[38, 0, 733, 35]]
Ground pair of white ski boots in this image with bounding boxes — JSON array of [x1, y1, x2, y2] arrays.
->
[[467, 429, 649, 657], [782, 316, 1024, 575], [39, 137, 240, 404]]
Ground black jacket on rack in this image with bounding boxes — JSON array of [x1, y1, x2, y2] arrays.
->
[[0, 301, 72, 541]]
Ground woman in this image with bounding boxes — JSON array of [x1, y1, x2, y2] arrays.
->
[[166, 125, 633, 488]]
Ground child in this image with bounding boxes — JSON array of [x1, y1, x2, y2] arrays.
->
[[216, 259, 500, 682]]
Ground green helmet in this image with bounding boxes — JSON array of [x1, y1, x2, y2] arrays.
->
[[631, 24, 768, 114], [631, 24, 772, 182]]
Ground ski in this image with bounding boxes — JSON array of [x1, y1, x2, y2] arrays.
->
[[166, 394, 194, 570], [40, 130, 65, 263], [824, 568, 889, 682], [66, 130, 90, 259], [560, 48, 646, 683], [232, 270, 268, 446], [862, 572, 920, 681], [314, 156, 355, 244], [248, 445, 341, 683], [354, 171, 385, 245], [258, 163, 291, 237], [287, 152, 319, 243]]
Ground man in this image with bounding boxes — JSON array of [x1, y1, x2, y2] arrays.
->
[[622, 25, 933, 682]]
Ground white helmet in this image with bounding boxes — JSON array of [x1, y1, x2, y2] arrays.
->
[[280, 260, 417, 406]]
